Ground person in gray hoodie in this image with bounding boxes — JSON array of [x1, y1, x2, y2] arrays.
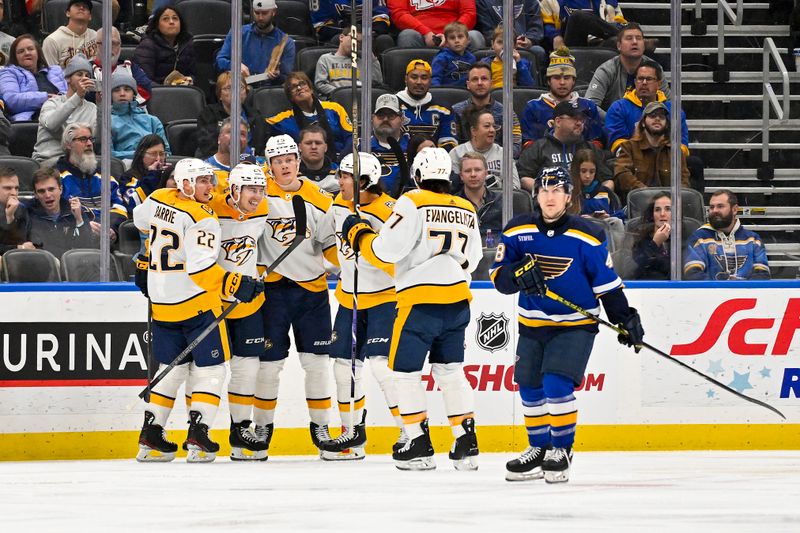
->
[[41, 0, 98, 68], [33, 54, 97, 166]]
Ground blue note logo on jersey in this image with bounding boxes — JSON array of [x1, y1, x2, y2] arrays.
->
[[476, 312, 509, 353], [535, 254, 573, 280], [221, 235, 256, 266]]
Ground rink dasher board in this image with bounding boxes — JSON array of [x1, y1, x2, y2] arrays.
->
[[0, 281, 798, 460]]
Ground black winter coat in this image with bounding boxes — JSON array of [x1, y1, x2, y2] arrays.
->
[[133, 31, 196, 85]]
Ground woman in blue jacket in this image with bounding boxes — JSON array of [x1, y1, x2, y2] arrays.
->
[[0, 35, 67, 122]]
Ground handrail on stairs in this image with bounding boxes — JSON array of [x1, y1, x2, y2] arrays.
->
[[715, 0, 744, 68], [761, 37, 790, 177]]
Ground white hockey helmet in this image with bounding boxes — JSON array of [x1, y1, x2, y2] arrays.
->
[[174, 158, 216, 196], [412, 146, 451, 183], [265, 134, 299, 162], [229, 163, 267, 202], [339, 152, 382, 188]]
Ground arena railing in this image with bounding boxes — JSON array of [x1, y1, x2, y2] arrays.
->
[[761, 37, 791, 180]]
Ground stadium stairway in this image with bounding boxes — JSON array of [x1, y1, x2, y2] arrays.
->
[[621, 0, 800, 277]]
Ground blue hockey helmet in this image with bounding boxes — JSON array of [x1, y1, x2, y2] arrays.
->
[[534, 166, 572, 194]]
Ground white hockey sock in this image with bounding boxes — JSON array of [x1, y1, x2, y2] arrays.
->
[[253, 360, 284, 426], [183, 366, 195, 412], [228, 356, 260, 423], [393, 370, 427, 439], [370, 356, 403, 428], [432, 363, 475, 439], [299, 352, 331, 426], [333, 358, 364, 429], [146, 363, 189, 426], [188, 362, 227, 425]]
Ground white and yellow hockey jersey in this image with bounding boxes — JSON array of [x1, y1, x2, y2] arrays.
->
[[322, 192, 396, 310], [258, 178, 339, 292], [208, 193, 269, 319], [359, 189, 483, 308], [133, 188, 228, 322]]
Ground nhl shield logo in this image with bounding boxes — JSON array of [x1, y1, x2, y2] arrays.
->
[[476, 313, 509, 353]]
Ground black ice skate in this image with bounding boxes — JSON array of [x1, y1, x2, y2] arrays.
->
[[229, 419, 268, 461], [310, 421, 332, 455], [136, 411, 177, 462], [543, 446, 573, 483], [184, 410, 219, 463], [393, 419, 435, 471], [448, 418, 479, 471], [320, 410, 367, 461], [505, 446, 548, 481], [255, 423, 274, 452]]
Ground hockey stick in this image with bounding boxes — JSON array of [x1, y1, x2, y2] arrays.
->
[[545, 289, 786, 420], [387, 135, 411, 199], [144, 301, 154, 400], [348, 1, 361, 437], [137, 195, 308, 402]]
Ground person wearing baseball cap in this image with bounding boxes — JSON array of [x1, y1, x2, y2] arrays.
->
[[42, 0, 99, 67], [396, 59, 457, 152]]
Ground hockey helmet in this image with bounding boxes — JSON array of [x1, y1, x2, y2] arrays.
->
[[265, 134, 299, 162], [229, 163, 267, 202], [535, 166, 572, 194], [412, 146, 451, 183], [174, 158, 216, 196], [339, 152, 382, 188]]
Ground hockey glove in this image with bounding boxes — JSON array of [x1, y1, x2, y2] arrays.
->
[[342, 214, 375, 250], [617, 307, 645, 353], [223, 273, 264, 303], [511, 254, 547, 297], [134, 256, 149, 298]]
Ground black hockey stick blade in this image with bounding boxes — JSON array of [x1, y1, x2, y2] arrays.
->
[[545, 290, 786, 420]]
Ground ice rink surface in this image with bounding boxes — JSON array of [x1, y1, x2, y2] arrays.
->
[[1, 451, 799, 532]]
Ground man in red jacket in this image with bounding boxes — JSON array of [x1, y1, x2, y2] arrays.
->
[[389, 0, 485, 50]]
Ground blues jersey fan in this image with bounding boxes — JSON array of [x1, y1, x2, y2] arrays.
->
[[343, 147, 483, 471], [490, 166, 644, 483], [256, 135, 340, 454], [133, 158, 264, 463], [207, 163, 271, 460], [318, 152, 404, 460], [398, 60, 458, 151]]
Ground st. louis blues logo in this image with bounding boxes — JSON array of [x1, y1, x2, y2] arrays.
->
[[221, 235, 256, 266], [476, 312, 509, 353], [267, 217, 310, 246]]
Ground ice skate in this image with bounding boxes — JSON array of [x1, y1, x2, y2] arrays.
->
[[393, 420, 435, 471], [320, 411, 367, 461], [184, 411, 219, 463], [255, 423, 274, 452], [229, 419, 268, 461], [543, 446, 573, 483], [310, 421, 332, 456], [448, 418, 478, 471], [505, 446, 547, 481], [136, 411, 177, 463]]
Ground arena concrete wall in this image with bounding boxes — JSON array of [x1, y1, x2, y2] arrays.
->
[[0, 281, 798, 461]]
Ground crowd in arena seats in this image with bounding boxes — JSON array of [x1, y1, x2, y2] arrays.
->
[[0, 0, 773, 281]]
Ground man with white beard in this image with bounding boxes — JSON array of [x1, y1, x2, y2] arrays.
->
[[55, 123, 128, 240]]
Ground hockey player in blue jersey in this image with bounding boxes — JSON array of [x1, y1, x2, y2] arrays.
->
[[490, 166, 644, 483]]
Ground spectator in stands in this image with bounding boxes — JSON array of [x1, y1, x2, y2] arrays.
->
[[119, 134, 170, 215], [298, 125, 339, 194], [266, 71, 353, 160], [481, 26, 536, 89], [389, 0, 485, 49], [110, 71, 170, 161], [397, 59, 458, 151], [314, 26, 383, 98], [541, 0, 626, 49], [454, 151, 502, 239], [521, 47, 605, 146], [0, 1, 15, 64], [310, 0, 395, 55], [570, 148, 623, 220], [452, 62, 521, 158], [33, 54, 97, 166], [133, 5, 195, 85], [431, 22, 476, 88], [406, 133, 435, 174], [206, 118, 251, 173], [195, 71, 261, 159], [0, 168, 33, 254], [631, 191, 672, 280], [451, 107, 520, 190], [475, 0, 546, 65], [56, 123, 127, 238], [27, 166, 98, 257], [92, 27, 152, 105], [518, 100, 612, 191], [0, 111, 9, 156], [215, 0, 294, 88], [684, 190, 771, 280], [0, 35, 67, 122], [42, 0, 98, 68], [613, 101, 689, 201], [585, 23, 668, 114]]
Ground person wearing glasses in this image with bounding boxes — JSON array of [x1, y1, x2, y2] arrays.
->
[[266, 71, 353, 161], [119, 134, 172, 216]]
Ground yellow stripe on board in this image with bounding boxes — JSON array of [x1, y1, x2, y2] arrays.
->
[[1, 424, 799, 461]]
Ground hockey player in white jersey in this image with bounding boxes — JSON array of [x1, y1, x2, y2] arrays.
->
[[256, 135, 340, 454], [318, 152, 404, 460], [133, 158, 264, 463], [342, 147, 484, 471], [208, 163, 271, 460]]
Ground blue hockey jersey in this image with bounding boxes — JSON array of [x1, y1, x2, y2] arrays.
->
[[683, 221, 771, 280], [266, 101, 353, 158], [340, 134, 410, 195], [310, 0, 391, 42], [396, 89, 457, 150], [432, 47, 477, 88]]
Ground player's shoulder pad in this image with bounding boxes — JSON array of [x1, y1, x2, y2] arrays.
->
[[148, 187, 176, 204], [563, 215, 606, 246], [362, 193, 395, 221], [502, 213, 537, 234], [297, 179, 334, 211], [405, 189, 474, 213]]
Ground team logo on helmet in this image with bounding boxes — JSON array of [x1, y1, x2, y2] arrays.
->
[[267, 218, 310, 246], [221, 235, 256, 266], [476, 312, 509, 353], [534, 254, 573, 280]]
